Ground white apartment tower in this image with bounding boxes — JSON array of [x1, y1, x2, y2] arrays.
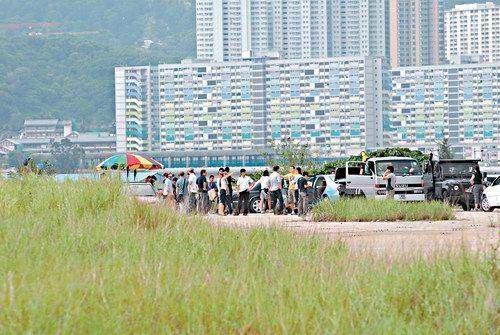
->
[[196, 0, 328, 61], [445, 2, 500, 63], [328, 0, 386, 58]]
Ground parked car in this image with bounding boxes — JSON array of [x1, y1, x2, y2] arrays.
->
[[423, 159, 480, 210], [481, 176, 500, 212], [124, 182, 160, 204], [309, 174, 340, 204], [231, 185, 263, 213]]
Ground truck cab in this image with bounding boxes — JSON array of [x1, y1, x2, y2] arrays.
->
[[335, 157, 425, 201], [423, 159, 481, 210]]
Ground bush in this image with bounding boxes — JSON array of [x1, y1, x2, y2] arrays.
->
[[0, 177, 494, 333], [312, 198, 455, 222]]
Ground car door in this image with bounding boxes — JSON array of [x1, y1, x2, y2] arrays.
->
[[313, 176, 327, 200], [346, 161, 374, 196]]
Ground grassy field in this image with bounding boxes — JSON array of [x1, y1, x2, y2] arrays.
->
[[0, 177, 496, 333], [312, 198, 455, 222]]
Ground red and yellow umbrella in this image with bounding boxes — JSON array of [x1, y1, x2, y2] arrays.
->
[[96, 153, 163, 171]]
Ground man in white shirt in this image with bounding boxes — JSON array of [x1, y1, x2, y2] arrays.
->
[[234, 168, 254, 216], [187, 169, 198, 213], [269, 166, 284, 215], [255, 170, 271, 213]]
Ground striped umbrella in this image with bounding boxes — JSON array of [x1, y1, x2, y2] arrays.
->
[[96, 153, 163, 171]]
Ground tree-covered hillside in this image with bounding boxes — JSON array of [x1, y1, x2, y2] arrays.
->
[[0, 0, 195, 53], [0, 0, 494, 133], [0, 0, 195, 133]]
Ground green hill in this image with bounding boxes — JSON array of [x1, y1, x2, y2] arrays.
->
[[0, 0, 494, 132], [0, 0, 195, 132]]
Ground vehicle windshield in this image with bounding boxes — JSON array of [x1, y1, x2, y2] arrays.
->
[[375, 160, 422, 176], [440, 163, 475, 177], [127, 184, 156, 197]]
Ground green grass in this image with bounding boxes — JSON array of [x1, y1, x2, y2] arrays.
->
[[312, 198, 455, 222], [0, 176, 496, 333]]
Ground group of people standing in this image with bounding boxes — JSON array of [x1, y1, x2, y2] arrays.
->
[[156, 165, 312, 217]]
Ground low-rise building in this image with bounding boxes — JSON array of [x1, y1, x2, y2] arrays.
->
[[21, 119, 73, 139], [0, 128, 116, 161]]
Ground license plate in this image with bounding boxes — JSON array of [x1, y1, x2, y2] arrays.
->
[[399, 194, 406, 200]]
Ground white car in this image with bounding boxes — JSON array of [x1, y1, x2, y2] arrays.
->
[[481, 177, 500, 212], [124, 182, 160, 204]]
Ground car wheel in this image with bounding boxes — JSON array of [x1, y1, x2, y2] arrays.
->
[[250, 197, 260, 214], [461, 201, 471, 211], [481, 195, 494, 212]]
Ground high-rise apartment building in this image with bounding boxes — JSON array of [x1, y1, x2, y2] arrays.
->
[[328, 0, 386, 58], [195, 0, 328, 61], [445, 2, 500, 63], [387, 0, 444, 68], [115, 56, 384, 157], [387, 60, 500, 159]]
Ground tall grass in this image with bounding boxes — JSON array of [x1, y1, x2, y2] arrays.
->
[[312, 198, 455, 222], [0, 176, 495, 333]]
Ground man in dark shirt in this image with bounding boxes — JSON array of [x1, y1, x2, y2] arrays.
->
[[470, 165, 483, 211], [224, 167, 234, 214], [297, 171, 311, 216], [196, 169, 209, 214]]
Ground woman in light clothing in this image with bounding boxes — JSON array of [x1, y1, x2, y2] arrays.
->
[[162, 173, 175, 208]]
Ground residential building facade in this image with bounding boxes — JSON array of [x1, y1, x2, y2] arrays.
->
[[115, 56, 385, 157], [327, 0, 386, 58], [387, 0, 445, 68], [387, 60, 500, 159], [445, 2, 500, 63], [195, 0, 328, 61]]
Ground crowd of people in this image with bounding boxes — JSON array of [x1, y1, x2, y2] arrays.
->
[[138, 162, 489, 213], [146, 166, 313, 217]]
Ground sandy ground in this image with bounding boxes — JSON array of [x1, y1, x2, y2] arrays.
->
[[209, 210, 499, 256]]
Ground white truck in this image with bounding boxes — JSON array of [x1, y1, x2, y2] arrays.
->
[[335, 156, 426, 201]]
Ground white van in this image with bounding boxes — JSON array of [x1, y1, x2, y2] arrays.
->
[[335, 156, 425, 201]]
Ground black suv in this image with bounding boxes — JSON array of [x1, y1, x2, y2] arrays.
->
[[423, 159, 481, 210]]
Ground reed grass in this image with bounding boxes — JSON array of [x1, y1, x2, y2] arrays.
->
[[0, 176, 495, 333], [312, 197, 455, 222]]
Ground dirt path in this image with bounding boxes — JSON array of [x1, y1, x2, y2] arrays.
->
[[210, 211, 499, 256]]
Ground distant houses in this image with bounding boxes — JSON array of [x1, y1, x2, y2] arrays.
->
[[0, 119, 116, 168]]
